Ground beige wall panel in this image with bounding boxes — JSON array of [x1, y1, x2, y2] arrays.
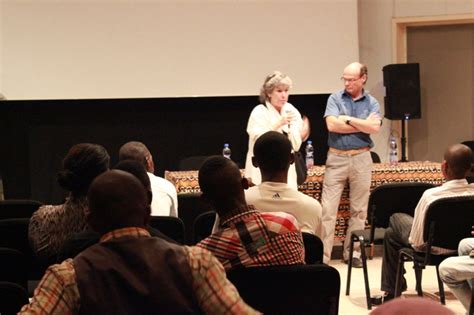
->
[[394, 0, 448, 18], [407, 25, 474, 162], [358, 0, 394, 161]]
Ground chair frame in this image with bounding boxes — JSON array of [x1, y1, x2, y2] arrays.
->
[[394, 195, 474, 304], [345, 182, 435, 310]]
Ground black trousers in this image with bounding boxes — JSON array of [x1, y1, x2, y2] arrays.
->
[[381, 213, 414, 293]]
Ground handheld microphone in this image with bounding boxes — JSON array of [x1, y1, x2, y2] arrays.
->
[[285, 109, 292, 128]]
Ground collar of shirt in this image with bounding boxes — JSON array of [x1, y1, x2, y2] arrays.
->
[[342, 89, 368, 101], [442, 178, 469, 187], [100, 227, 151, 243], [220, 206, 260, 227]]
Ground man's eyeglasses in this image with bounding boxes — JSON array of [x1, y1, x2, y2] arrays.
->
[[340, 77, 361, 83]]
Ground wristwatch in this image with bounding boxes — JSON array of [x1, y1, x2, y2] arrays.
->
[[346, 118, 352, 125]]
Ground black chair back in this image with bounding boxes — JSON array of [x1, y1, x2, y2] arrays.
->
[[0, 218, 47, 280], [177, 193, 213, 244], [0, 199, 43, 220], [369, 182, 435, 234], [423, 195, 474, 254], [148, 216, 185, 245], [302, 232, 324, 264], [193, 211, 216, 243], [0, 282, 29, 315], [227, 264, 340, 315], [178, 156, 209, 171], [0, 248, 28, 289]]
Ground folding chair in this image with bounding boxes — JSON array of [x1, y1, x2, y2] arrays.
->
[[346, 182, 435, 309], [394, 195, 474, 304]]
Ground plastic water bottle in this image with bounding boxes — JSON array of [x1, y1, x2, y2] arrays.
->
[[222, 143, 231, 160], [305, 140, 314, 168], [389, 135, 398, 165]]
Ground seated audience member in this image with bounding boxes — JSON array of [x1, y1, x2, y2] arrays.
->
[[246, 131, 322, 237], [29, 143, 110, 264], [370, 297, 454, 315], [197, 156, 305, 271], [380, 143, 474, 301], [439, 236, 474, 312], [58, 160, 175, 260], [119, 141, 178, 217], [20, 170, 258, 314]]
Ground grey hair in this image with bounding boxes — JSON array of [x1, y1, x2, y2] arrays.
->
[[259, 71, 292, 104]]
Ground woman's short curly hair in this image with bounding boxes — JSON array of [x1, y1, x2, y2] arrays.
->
[[259, 71, 292, 104], [57, 143, 110, 197]]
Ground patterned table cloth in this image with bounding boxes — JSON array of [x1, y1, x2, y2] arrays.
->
[[165, 161, 443, 241]]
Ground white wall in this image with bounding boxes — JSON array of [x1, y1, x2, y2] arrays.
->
[[358, 0, 474, 162], [0, 0, 359, 100]]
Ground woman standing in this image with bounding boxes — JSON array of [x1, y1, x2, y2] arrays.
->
[[245, 71, 310, 189]]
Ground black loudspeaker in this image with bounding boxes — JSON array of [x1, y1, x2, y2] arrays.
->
[[383, 63, 421, 120]]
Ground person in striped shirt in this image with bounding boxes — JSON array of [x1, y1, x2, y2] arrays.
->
[[197, 156, 305, 271]]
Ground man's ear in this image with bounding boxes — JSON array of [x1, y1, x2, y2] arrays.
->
[[251, 156, 259, 168], [241, 177, 250, 190], [441, 160, 448, 178], [289, 152, 295, 165], [147, 156, 155, 173]]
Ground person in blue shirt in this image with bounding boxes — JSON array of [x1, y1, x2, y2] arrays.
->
[[320, 62, 382, 267]]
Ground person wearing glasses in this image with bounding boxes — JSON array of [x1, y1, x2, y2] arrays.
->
[[320, 62, 382, 267], [244, 71, 310, 190]]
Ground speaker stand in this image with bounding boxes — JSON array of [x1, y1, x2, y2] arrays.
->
[[400, 118, 408, 162]]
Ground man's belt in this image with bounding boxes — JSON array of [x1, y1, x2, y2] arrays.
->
[[329, 146, 370, 156]]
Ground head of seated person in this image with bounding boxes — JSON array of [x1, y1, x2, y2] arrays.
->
[[442, 143, 472, 181], [118, 141, 154, 173], [252, 131, 294, 183], [198, 156, 249, 221], [87, 170, 150, 235], [58, 143, 110, 199]]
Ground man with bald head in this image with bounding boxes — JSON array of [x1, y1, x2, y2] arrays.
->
[[380, 143, 474, 302], [197, 156, 305, 271], [20, 170, 258, 314], [119, 141, 178, 217], [321, 62, 382, 266]]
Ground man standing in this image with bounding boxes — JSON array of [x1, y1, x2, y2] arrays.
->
[[119, 141, 178, 217], [321, 62, 382, 266]]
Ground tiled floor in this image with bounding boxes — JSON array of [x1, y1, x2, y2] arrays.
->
[[329, 256, 466, 314]]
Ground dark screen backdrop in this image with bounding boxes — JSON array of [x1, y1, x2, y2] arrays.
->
[[0, 94, 330, 203]]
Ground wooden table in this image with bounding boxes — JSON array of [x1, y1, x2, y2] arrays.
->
[[165, 161, 443, 241]]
